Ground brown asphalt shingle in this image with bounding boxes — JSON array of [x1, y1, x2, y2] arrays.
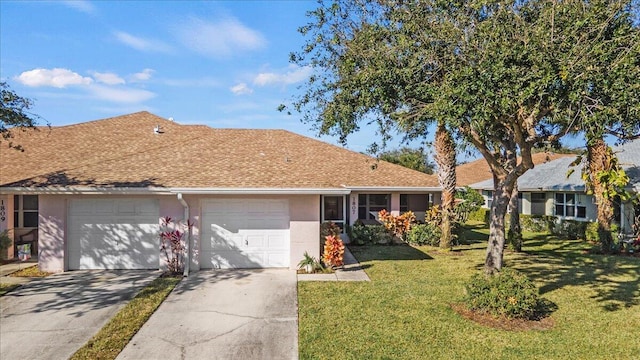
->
[[0, 112, 439, 189]]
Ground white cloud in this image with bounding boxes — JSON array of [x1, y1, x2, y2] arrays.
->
[[253, 65, 312, 86], [91, 71, 125, 85], [130, 68, 155, 82], [61, 1, 96, 14], [230, 82, 253, 95], [88, 85, 156, 103], [176, 17, 266, 58], [113, 31, 172, 53], [16, 68, 93, 88]]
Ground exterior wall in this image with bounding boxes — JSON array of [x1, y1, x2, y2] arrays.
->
[[289, 195, 321, 269], [521, 192, 532, 215], [38, 195, 66, 272], [390, 192, 401, 216], [0, 195, 15, 259]]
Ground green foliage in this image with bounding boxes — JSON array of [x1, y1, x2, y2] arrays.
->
[[585, 222, 620, 244], [1, 82, 42, 151], [298, 251, 320, 271], [551, 220, 589, 240], [0, 230, 11, 252], [320, 221, 341, 240], [464, 268, 541, 320], [350, 223, 393, 245], [406, 223, 442, 246], [379, 147, 434, 174], [467, 208, 489, 224], [519, 215, 555, 233], [454, 187, 485, 223]]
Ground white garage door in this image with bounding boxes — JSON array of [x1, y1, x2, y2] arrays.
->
[[201, 199, 290, 269], [68, 199, 159, 270]]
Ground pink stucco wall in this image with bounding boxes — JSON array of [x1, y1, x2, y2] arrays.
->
[[289, 195, 321, 267], [37, 193, 320, 272], [38, 195, 66, 272]]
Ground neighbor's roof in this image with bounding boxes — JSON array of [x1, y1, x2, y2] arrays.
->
[[456, 152, 573, 186], [469, 138, 640, 192], [0, 112, 439, 192]]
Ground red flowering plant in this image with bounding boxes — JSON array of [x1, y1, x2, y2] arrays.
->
[[378, 209, 416, 242], [322, 234, 345, 268], [160, 216, 187, 275]]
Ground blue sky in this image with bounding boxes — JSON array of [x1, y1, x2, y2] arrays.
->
[[2, 0, 589, 161], [1, 0, 401, 154]]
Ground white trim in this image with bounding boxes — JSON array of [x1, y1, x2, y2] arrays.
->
[[0, 187, 352, 195], [344, 186, 441, 192]]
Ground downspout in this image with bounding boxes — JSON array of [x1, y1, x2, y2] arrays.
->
[[177, 193, 190, 277]]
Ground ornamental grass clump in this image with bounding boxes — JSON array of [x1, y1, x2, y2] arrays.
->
[[464, 268, 541, 320], [322, 235, 345, 268]]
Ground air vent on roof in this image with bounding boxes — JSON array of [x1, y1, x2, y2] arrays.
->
[[154, 125, 163, 134]]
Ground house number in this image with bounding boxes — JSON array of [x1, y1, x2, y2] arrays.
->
[[0, 200, 5, 222]]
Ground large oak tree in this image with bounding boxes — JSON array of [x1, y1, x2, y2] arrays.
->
[[290, 0, 639, 273]]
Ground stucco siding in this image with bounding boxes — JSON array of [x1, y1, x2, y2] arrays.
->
[[289, 195, 320, 269], [38, 195, 66, 272]]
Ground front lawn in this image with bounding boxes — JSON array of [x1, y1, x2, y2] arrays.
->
[[298, 228, 640, 359]]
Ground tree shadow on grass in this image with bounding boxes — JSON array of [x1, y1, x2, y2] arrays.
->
[[507, 239, 640, 311], [349, 244, 433, 262]]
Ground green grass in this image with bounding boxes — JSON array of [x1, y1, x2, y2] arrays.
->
[[0, 283, 20, 296], [70, 276, 181, 360], [298, 227, 640, 360]]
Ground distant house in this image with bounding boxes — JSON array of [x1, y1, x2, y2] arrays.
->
[[469, 139, 640, 234], [0, 112, 441, 272]]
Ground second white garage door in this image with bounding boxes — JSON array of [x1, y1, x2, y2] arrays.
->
[[201, 199, 290, 269], [67, 199, 160, 270]]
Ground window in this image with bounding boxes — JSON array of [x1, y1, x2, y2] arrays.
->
[[322, 195, 345, 231], [531, 193, 546, 203], [555, 193, 586, 219], [483, 190, 493, 208], [14, 195, 38, 228], [400, 194, 408, 213], [358, 194, 390, 220]]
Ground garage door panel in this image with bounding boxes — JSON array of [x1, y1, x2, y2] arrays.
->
[[201, 199, 290, 269], [68, 199, 159, 270]]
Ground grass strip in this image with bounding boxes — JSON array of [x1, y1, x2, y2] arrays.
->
[[0, 283, 20, 296], [70, 276, 181, 360]]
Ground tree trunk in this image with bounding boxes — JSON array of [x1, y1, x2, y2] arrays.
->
[[434, 122, 457, 249], [587, 137, 615, 253], [508, 186, 523, 252], [485, 178, 513, 274]]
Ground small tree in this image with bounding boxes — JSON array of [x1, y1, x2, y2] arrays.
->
[[159, 216, 187, 274]]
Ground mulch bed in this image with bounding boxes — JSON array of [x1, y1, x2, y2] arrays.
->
[[450, 303, 555, 331]]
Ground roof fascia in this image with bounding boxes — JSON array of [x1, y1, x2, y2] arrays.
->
[[344, 186, 441, 192], [0, 187, 172, 195]]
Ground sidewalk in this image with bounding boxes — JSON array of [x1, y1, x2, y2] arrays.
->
[[297, 247, 370, 282], [0, 260, 37, 285]]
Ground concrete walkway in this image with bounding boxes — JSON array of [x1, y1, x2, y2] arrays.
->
[[1, 270, 158, 360], [297, 247, 370, 282], [0, 261, 38, 286], [118, 269, 298, 360]]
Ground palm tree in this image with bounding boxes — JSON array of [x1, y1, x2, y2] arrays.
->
[[434, 122, 456, 249]]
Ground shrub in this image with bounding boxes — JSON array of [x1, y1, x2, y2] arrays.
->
[[551, 220, 588, 240], [321, 221, 341, 239], [454, 187, 485, 223], [0, 230, 11, 259], [519, 215, 555, 232], [406, 223, 442, 246], [585, 221, 620, 244], [464, 268, 541, 319], [159, 216, 188, 274], [322, 235, 345, 268], [378, 210, 416, 241], [467, 208, 489, 224], [350, 223, 393, 245]]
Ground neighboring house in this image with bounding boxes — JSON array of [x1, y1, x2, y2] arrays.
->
[[0, 112, 440, 272], [469, 139, 640, 234]]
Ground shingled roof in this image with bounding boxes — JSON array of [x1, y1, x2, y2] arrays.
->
[[456, 152, 574, 187], [469, 138, 640, 192], [0, 112, 439, 192]]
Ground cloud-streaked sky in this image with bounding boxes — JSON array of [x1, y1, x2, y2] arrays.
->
[[0, 1, 463, 156]]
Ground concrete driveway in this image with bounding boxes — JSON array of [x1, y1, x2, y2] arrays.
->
[[0, 270, 158, 360], [117, 269, 298, 360]]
